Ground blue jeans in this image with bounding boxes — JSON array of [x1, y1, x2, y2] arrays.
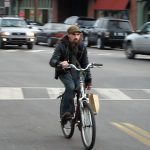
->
[[59, 69, 80, 114]]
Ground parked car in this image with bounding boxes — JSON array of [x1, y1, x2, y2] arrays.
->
[[64, 16, 96, 46], [25, 19, 43, 26], [25, 19, 43, 37], [0, 16, 35, 49], [35, 23, 71, 47], [64, 16, 96, 28], [84, 17, 133, 49], [123, 22, 150, 59]]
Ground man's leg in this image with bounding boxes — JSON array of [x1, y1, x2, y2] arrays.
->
[[59, 73, 75, 116]]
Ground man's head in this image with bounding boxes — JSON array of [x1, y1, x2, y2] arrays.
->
[[67, 25, 82, 44]]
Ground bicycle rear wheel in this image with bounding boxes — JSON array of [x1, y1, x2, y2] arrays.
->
[[80, 101, 96, 150], [60, 99, 75, 139]]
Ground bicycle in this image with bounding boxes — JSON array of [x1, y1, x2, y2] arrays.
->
[[57, 63, 103, 150]]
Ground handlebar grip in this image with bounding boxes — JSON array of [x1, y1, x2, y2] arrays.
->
[[92, 63, 103, 67]]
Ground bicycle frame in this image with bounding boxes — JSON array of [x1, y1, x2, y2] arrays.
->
[[59, 63, 103, 149], [79, 71, 88, 105]]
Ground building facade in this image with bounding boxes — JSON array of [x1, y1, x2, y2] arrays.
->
[[2, 0, 150, 30], [137, 0, 150, 28]]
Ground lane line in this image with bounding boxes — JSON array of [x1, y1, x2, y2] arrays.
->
[[111, 122, 150, 146], [122, 123, 150, 139], [25, 50, 46, 53]]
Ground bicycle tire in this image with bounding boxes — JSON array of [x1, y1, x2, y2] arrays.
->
[[60, 99, 75, 139], [80, 101, 96, 150]]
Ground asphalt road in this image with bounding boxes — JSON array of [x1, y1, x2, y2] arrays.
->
[[0, 45, 149, 150]]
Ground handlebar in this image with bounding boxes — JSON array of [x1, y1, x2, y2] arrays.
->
[[68, 63, 103, 71]]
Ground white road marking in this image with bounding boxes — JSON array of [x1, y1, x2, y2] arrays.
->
[[0, 87, 149, 100], [95, 88, 132, 100], [0, 50, 113, 56], [144, 89, 150, 94], [47, 88, 64, 99], [0, 88, 24, 99], [98, 53, 112, 56], [1, 50, 20, 52], [25, 50, 46, 53]]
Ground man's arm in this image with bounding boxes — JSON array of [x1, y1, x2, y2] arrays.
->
[[49, 45, 62, 68]]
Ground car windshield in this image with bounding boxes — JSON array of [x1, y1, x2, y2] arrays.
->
[[1, 19, 27, 27], [44, 23, 69, 30], [108, 20, 132, 31], [77, 19, 95, 28]]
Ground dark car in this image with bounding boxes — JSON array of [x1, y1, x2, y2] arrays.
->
[[0, 16, 35, 49], [85, 17, 133, 49], [64, 16, 96, 28], [123, 22, 150, 59], [36, 23, 71, 47], [64, 16, 96, 46]]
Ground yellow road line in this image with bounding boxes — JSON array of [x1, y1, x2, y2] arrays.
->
[[122, 123, 150, 139], [111, 122, 150, 146]]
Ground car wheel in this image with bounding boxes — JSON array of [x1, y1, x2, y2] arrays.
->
[[47, 38, 53, 47], [34, 37, 38, 45], [27, 43, 33, 49], [125, 43, 135, 59], [35, 38, 39, 45], [110, 45, 115, 48], [97, 37, 104, 49], [83, 36, 89, 47], [0, 39, 5, 49]]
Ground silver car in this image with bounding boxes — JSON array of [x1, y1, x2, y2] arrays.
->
[[123, 22, 150, 59], [0, 16, 35, 49]]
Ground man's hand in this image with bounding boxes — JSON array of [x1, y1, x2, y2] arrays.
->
[[85, 83, 92, 90], [60, 61, 69, 69]]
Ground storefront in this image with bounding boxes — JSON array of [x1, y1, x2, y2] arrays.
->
[[94, 0, 129, 19], [15, 0, 52, 24], [137, 0, 150, 28], [52, 0, 91, 22]]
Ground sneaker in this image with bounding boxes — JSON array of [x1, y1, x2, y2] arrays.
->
[[61, 112, 73, 125], [61, 112, 73, 119]]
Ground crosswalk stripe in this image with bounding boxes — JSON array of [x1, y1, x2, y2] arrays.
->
[[95, 88, 132, 100], [144, 89, 150, 94], [0, 87, 149, 100], [0, 88, 24, 99], [47, 88, 64, 99]]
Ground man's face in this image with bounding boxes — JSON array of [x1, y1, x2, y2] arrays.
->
[[68, 32, 81, 44]]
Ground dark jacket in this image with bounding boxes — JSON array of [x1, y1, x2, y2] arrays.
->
[[49, 35, 92, 84]]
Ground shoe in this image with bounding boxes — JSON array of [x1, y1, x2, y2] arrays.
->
[[61, 112, 73, 119], [61, 112, 73, 125]]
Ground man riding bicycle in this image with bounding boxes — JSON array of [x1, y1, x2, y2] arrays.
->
[[49, 25, 92, 120]]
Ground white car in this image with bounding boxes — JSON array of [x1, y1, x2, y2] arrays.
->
[[0, 16, 35, 49], [123, 22, 150, 59]]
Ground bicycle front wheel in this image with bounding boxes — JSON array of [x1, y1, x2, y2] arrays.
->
[[60, 100, 75, 139], [80, 101, 96, 150]]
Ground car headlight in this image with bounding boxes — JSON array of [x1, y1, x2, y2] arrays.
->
[[26, 32, 34, 36], [1, 32, 11, 36]]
